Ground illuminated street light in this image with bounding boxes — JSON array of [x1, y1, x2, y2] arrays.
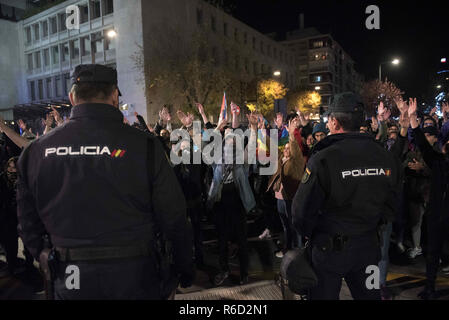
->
[[107, 30, 117, 38], [379, 58, 401, 81], [437, 85, 442, 89], [273, 71, 281, 77], [315, 86, 321, 90], [442, 58, 447, 63]]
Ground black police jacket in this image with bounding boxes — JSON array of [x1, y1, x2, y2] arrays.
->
[[292, 133, 401, 239], [17, 103, 194, 275]]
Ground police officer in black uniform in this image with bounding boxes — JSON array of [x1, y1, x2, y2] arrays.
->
[[292, 92, 400, 300], [17, 64, 194, 299]]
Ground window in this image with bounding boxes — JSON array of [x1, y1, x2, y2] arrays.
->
[[55, 76, 62, 97], [25, 27, 31, 43], [91, 0, 101, 19], [223, 23, 228, 36], [80, 4, 89, 23], [211, 16, 216, 32], [234, 28, 238, 42], [43, 49, 50, 66], [260, 42, 264, 54], [59, 13, 67, 31], [42, 20, 48, 37], [92, 32, 103, 54], [27, 54, 33, 71], [34, 51, 41, 69], [64, 74, 71, 95], [212, 46, 218, 64], [50, 16, 57, 34], [244, 58, 249, 73], [267, 45, 271, 57], [71, 40, 80, 59], [253, 61, 258, 75], [38, 80, 43, 100], [46, 78, 52, 98], [261, 64, 265, 73], [81, 36, 91, 56], [52, 46, 59, 64], [252, 37, 256, 49], [196, 8, 203, 25], [243, 32, 247, 44], [224, 50, 229, 66], [312, 41, 324, 48], [273, 48, 277, 59], [30, 81, 36, 101], [103, 0, 114, 15], [61, 43, 69, 62], [235, 55, 240, 70], [33, 24, 40, 41]]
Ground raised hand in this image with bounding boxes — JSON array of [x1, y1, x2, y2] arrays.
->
[[159, 106, 171, 123], [288, 118, 298, 137], [408, 98, 418, 117], [377, 102, 391, 122], [51, 107, 64, 126], [195, 103, 205, 116], [430, 106, 437, 116], [408, 158, 424, 172], [45, 113, 54, 127], [177, 110, 193, 127]]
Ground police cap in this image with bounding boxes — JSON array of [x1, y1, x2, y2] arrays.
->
[[324, 92, 364, 116], [71, 64, 122, 96]]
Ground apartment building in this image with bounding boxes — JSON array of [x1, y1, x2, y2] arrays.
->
[[283, 26, 363, 108]]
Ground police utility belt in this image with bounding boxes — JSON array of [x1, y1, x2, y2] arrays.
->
[[55, 245, 151, 262], [313, 234, 350, 252]]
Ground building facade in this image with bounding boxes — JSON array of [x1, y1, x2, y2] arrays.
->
[[0, 0, 28, 119], [4, 0, 299, 122], [3, 1, 363, 123], [282, 27, 363, 109]]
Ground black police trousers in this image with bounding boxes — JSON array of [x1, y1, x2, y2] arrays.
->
[[425, 217, 449, 289], [54, 256, 162, 300], [310, 233, 381, 300]]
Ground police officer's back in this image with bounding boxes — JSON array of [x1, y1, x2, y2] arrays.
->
[[16, 65, 194, 299], [292, 93, 400, 300]]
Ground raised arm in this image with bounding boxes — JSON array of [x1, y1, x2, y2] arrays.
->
[[0, 116, 30, 149]]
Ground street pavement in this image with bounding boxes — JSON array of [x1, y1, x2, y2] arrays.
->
[[1, 236, 449, 300]]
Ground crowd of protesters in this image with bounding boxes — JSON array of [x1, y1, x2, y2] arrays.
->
[[0, 95, 448, 299]]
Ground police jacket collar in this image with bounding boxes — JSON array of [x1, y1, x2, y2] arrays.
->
[[312, 133, 374, 154], [70, 103, 124, 122]]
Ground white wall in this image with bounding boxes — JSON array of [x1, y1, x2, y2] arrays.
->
[[0, 19, 26, 119], [113, 0, 147, 122]]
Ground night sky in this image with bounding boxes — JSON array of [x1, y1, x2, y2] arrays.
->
[[232, 0, 449, 103]]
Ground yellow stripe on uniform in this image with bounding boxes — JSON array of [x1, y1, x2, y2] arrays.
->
[[115, 149, 122, 158]]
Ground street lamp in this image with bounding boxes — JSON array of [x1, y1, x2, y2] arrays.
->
[[315, 86, 321, 91], [437, 85, 442, 89], [273, 70, 281, 77], [107, 30, 117, 38], [379, 59, 400, 81]]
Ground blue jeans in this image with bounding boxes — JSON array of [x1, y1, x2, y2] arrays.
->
[[277, 199, 302, 251], [378, 222, 393, 286]]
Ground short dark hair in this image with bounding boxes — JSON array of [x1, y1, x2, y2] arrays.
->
[[71, 82, 117, 102], [330, 112, 363, 132], [423, 116, 437, 126]]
